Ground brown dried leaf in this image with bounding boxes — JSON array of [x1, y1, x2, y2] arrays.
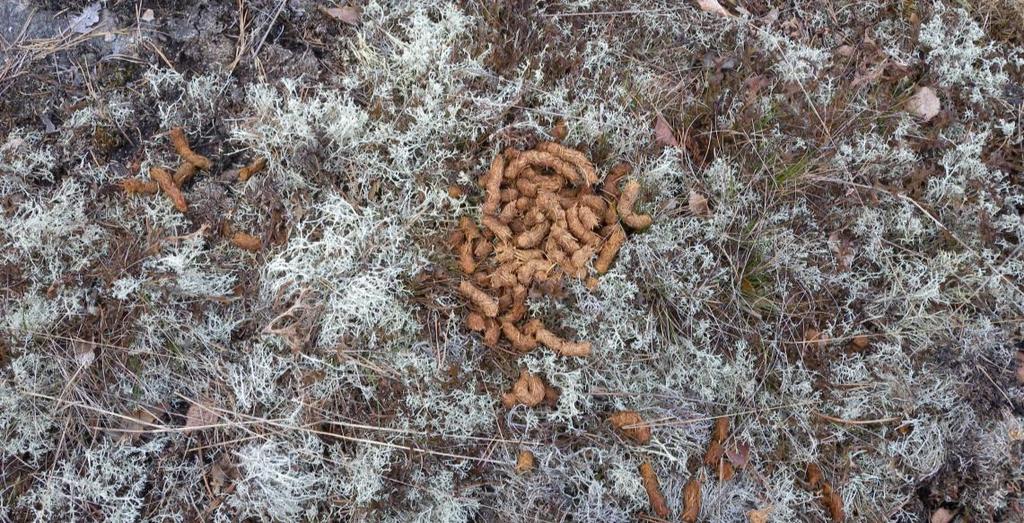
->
[[688, 190, 710, 216], [319, 5, 362, 25], [185, 402, 218, 430], [726, 442, 751, 469], [907, 86, 941, 122], [697, 0, 735, 18], [930, 508, 955, 523], [654, 114, 678, 147]]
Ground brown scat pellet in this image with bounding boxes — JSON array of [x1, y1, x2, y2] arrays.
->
[[551, 119, 568, 142], [482, 154, 505, 216], [617, 179, 652, 230], [712, 416, 729, 443], [481, 215, 513, 242], [536, 141, 598, 186], [458, 241, 476, 274], [149, 166, 187, 212], [806, 463, 824, 489], [595, 225, 626, 274], [173, 161, 198, 187], [230, 232, 262, 252], [577, 204, 601, 230], [238, 157, 267, 182], [505, 150, 579, 185], [473, 239, 493, 259], [501, 321, 537, 352], [602, 162, 631, 199], [639, 462, 669, 519], [681, 477, 702, 523], [515, 450, 536, 473], [498, 200, 518, 224], [121, 178, 159, 195], [821, 483, 844, 522], [536, 325, 591, 357], [466, 312, 486, 332], [516, 221, 550, 249], [459, 281, 499, 317], [608, 410, 651, 444], [483, 319, 500, 347], [501, 370, 545, 407], [567, 204, 602, 246], [167, 127, 212, 171]]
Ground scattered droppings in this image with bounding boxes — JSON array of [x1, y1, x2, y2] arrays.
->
[[639, 462, 669, 519], [617, 179, 652, 230], [515, 450, 535, 473], [230, 232, 262, 252], [609, 410, 651, 444], [806, 463, 844, 521], [168, 127, 212, 171], [237, 157, 267, 182], [681, 477, 702, 523], [149, 166, 187, 212], [501, 370, 546, 408]]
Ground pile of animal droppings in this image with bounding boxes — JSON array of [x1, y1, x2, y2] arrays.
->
[[454, 140, 651, 356]]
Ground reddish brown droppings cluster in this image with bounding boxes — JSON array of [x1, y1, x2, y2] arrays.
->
[[455, 141, 653, 355]]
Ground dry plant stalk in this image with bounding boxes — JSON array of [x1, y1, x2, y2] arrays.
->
[[230, 232, 262, 252], [455, 140, 652, 355], [501, 370, 546, 408], [238, 157, 267, 182], [149, 166, 187, 212], [168, 127, 212, 170], [681, 477, 702, 523], [638, 462, 670, 519], [608, 410, 651, 444], [515, 450, 536, 473]]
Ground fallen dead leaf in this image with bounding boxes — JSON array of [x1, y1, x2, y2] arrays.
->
[[688, 190, 710, 216], [726, 442, 751, 469], [69, 3, 101, 33], [185, 401, 219, 430], [319, 5, 362, 25], [907, 86, 941, 122], [654, 114, 678, 148], [697, 0, 735, 18], [931, 507, 955, 523], [1015, 352, 1024, 385]]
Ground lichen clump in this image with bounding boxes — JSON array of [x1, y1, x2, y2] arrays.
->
[[455, 141, 650, 356]]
